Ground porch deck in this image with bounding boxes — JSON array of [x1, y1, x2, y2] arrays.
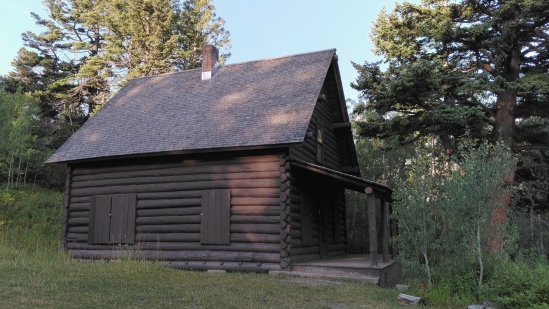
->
[[271, 254, 401, 286]]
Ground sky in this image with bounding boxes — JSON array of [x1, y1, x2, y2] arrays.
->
[[0, 0, 410, 102]]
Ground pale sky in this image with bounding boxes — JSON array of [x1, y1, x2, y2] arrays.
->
[[0, 0, 412, 102]]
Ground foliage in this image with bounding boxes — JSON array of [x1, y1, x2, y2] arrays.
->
[[346, 105, 412, 253], [352, 0, 549, 251], [0, 185, 63, 248], [0, 91, 41, 188], [393, 141, 515, 290], [0, 0, 231, 190], [481, 257, 549, 309]]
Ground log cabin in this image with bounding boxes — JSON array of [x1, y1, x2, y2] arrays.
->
[[47, 46, 396, 281]]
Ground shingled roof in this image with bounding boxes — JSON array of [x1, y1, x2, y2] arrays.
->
[[47, 49, 338, 163]]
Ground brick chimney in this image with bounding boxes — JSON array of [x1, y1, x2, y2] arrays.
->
[[201, 45, 219, 80]]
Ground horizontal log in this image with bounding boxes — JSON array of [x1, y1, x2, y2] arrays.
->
[[164, 261, 280, 273], [136, 233, 201, 242], [231, 197, 280, 206], [71, 211, 89, 218], [231, 224, 279, 234], [72, 171, 280, 189], [291, 246, 319, 256], [71, 203, 89, 211], [136, 207, 201, 217], [290, 213, 301, 223], [290, 193, 301, 204], [70, 196, 90, 203], [69, 249, 280, 263], [65, 242, 281, 253], [231, 188, 281, 198], [71, 179, 280, 197], [290, 229, 301, 239], [135, 215, 201, 225], [290, 204, 301, 214], [137, 188, 281, 200], [67, 232, 87, 241], [231, 215, 279, 224], [231, 233, 279, 244], [231, 206, 279, 216], [68, 217, 88, 226], [72, 155, 281, 177], [328, 243, 346, 252], [136, 224, 201, 233], [68, 226, 88, 233], [138, 191, 202, 200], [137, 198, 201, 209], [290, 239, 301, 248]]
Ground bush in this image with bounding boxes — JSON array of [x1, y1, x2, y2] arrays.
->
[[481, 258, 549, 308], [0, 185, 63, 249]]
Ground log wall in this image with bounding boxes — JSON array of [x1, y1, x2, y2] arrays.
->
[[64, 152, 283, 272], [288, 175, 347, 263]]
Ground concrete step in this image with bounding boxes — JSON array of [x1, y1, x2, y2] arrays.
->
[[269, 270, 379, 284]]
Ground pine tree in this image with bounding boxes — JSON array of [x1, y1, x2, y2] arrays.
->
[[352, 0, 549, 253]]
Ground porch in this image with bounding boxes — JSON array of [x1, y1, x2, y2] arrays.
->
[[283, 160, 400, 286]]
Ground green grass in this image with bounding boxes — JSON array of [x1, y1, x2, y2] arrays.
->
[[0, 245, 409, 309]]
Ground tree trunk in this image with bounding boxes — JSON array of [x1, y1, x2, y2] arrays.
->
[[487, 90, 516, 254], [486, 40, 520, 254]]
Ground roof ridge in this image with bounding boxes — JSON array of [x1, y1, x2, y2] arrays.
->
[[127, 48, 337, 82], [223, 48, 336, 67]]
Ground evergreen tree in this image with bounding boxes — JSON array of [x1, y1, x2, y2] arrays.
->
[[352, 0, 549, 253], [1, 0, 230, 189]]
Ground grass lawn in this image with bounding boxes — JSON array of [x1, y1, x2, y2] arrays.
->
[[0, 245, 407, 309]]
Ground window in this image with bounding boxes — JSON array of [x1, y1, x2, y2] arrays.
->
[[316, 122, 324, 164], [201, 189, 231, 245], [88, 194, 136, 245]]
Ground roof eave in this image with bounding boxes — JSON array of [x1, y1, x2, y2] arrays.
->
[[47, 142, 301, 165]]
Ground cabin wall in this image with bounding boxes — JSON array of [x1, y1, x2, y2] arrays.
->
[[288, 174, 347, 263], [63, 152, 285, 272], [289, 94, 343, 171]]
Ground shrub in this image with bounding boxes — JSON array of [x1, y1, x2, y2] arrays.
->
[[481, 258, 549, 308], [0, 185, 63, 249]]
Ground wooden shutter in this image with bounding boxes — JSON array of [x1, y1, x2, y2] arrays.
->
[[110, 194, 136, 244], [201, 189, 231, 245], [88, 195, 112, 244], [88, 193, 136, 245]]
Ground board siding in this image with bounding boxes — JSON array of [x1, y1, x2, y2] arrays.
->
[[67, 152, 282, 271], [289, 90, 344, 171]]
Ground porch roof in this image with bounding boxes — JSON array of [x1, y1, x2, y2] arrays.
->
[[290, 159, 393, 202]]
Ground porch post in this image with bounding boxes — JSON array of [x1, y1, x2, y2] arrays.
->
[[365, 187, 378, 267], [382, 199, 390, 263], [390, 203, 398, 258]]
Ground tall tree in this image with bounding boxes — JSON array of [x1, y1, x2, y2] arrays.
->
[[172, 0, 231, 70], [102, 0, 230, 83], [352, 0, 549, 253]]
